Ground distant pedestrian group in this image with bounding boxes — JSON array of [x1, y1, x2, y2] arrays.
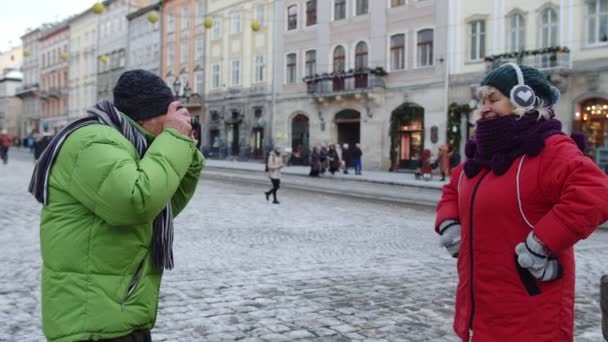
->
[[309, 143, 362, 177]]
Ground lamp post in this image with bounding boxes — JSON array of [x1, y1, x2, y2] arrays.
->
[[173, 79, 181, 97], [183, 82, 192, 102]]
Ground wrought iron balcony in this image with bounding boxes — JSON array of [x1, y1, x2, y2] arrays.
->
[[484, 46, 571, 72], [304, 68, 387, 96], [15, 83, 39, 97]]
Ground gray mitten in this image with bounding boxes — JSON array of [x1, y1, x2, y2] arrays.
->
[[515, 232, 562, 281], [439, 220, 461, 258]]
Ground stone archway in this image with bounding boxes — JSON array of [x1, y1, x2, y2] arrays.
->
[[334, 109, 361, 147], [390, 102, 425, 170]]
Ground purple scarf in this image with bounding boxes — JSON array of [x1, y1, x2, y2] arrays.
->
[[464, 110, 563, 178]]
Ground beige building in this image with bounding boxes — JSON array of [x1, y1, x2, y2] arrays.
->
[[0, 46, 23, 72], [203, 0, 274, 159], [162, 0, 206, 146], [447, 0, 608, 170], [39, 22, 70, 133], [16, 28, 42, 139], [272, 0, 449, 170], [68, 8, 98, 118]]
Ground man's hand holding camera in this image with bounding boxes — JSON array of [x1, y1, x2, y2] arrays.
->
[[164, 101, 193, 138]]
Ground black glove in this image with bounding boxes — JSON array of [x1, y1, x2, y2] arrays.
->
[[438, 220, 461, 258], [515, 232, 562, 281]]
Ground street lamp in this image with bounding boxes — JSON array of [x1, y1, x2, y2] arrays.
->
[[172, 79, 181, 97], [183, 82, 192, 102]]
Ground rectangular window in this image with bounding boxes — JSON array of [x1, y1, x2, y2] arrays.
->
[[356, 0, 368, 16], [286, 53, 297, 83], [212, 64, 220, 88], [390, 34, 405, 70], [391, 0, 405, 7], [197, 0, 204, 24], [231, 12, 241, 34], [417, 29, 434, 67], [167, 42, 175, 68], [256, 4, 265, 26], [181, 39, 188, 65], [288, 5, 298, 30], [586, 0, 608, 44], [168, 13, 175, 33], [306, 0, 317, 26], [508, 14, 526, 51], [541, 9, 559, 48], [232, 60, 240, 86], [212, 19, 221, 40], [469, 20, 486, 60], [195, 33, 203, 63], [255, 55, 265, 82], [335, 0, 346, 20], [182, 7, 190, 33], [305, 50, 316, 76], [195, 71, 203, 94]]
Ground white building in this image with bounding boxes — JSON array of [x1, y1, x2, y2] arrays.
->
[[0, 69, 24, 137], [272, 0, 449, 170], [447, 0, 608, 170], [68, 8, 98, 118], [127, 2, 161, 75], [16, 28, 42, 139]]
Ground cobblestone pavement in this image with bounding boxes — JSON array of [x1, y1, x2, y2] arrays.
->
[[1, 154, 606, 341]]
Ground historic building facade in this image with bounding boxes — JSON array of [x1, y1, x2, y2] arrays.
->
[[271, 0, 449, 170], [203, 0, 274, 159], [16, 29, 41, 138], [68, 8, 98, 119]]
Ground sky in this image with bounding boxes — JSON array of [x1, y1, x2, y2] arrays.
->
[[0, 0, 98, 52]]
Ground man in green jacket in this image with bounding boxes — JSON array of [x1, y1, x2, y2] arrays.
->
[[29, 70, 204, 342]]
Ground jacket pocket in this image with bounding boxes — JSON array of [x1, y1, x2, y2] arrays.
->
[[514, 255, 541, 296], [118, 252, 147, 311]]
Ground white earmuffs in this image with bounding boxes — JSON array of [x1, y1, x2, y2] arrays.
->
[[503, 63, 537, 112]]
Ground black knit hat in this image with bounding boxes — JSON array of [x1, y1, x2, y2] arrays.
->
[[113, 69, 175, 121], [480, 64, 560, 107]]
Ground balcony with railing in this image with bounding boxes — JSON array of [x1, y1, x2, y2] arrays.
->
[[484, 46, 571, 72], [304, 67, 387, 96], [15, 83, 39, 97]]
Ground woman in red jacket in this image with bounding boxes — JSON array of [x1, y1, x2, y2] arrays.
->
[[436, 63, 608, 342]]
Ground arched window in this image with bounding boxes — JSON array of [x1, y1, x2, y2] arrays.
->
[[541, 8, 558, 48], [355, 42, 368, 70], [508, 13, 526, 51], [333, 46, 345, 72]]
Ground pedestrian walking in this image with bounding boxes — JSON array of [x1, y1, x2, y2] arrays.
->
[[341, 143, 352, 174], [28, 69, 205, 342], [0, 129, 11, 164], [435, 63, 608, 341], [309, 146, 321, 177], [328, 144, 340, 175], [265, 145, 284, 204], [437, 143, 451, 181], [352, 143, 363, 175], [319, 143, 328, 174]]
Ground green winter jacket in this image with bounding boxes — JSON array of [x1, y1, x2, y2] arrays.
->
[[39, 116, 204, 342]]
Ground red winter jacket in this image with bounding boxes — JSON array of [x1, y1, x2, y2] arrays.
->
[[436, 135, 608, 342]]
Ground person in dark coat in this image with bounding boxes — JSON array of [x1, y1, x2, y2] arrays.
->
[[352, 143, 363, 175], [327, 145, 340, 175], [436, 63, 608, 341], [309, 146, 321, 177], [341, 143, 352, 174]]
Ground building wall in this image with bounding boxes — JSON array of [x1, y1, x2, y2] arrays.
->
[[0, 77, 23, 136], [202, 0, 274, 158], [127, 4, 161, 75], [0, 46, 23, 72], [69, 10, 98, 118], [97, 0, 130, 100], [448, 0, 608, 164], [39, 25, 70, 132], [273, 0, 448, 169], [19, 29, 42, 137]]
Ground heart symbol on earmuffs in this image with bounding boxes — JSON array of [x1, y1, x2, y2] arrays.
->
[[517, 90, 533, 102]]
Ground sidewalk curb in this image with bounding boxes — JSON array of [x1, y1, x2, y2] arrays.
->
[[205, 165, 445, 190], [203, 168, 441, 208]]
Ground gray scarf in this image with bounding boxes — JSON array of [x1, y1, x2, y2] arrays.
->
[[28, 100, 174, 270]]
